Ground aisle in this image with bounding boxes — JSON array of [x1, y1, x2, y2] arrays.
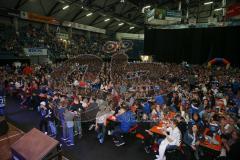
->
[[5, 96, 153, 160]]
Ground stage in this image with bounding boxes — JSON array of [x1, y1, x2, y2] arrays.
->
[[0, 119, 24, 160]]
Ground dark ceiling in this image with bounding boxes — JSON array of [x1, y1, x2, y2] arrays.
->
[[0, 0, 237, 33]]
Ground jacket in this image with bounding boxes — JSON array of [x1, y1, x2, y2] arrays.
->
[[117, 111, 136, 133]]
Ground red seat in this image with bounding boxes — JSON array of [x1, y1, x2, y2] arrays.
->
[[136, 133, 144, 140], [128, 124, 138, 133]]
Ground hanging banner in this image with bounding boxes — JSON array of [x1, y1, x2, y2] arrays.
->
[[24, 48, 48, 56], [56, 33, 69, 40], [20, 11, 59, 25], [62, 21, 106, 34], [226, 3, 240, 18], [165, 10, 182, 21]]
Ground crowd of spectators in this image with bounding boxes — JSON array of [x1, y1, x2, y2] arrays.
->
[[0, 23, 108, 60], [1, 53, 240, 160]]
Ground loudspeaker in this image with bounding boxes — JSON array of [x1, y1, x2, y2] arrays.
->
[[0, 119, 9, 136]]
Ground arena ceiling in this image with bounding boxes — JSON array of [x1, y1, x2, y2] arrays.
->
[[0, 0, 237, 33]]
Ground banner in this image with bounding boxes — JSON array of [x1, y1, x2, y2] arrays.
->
[[165, 10, 182, 21], [56, 33, 69, 40], [24, 48, 48, 56], [20, 11, 59, 25], [62, 21, 106, 34], [226, 3, 240, 18]]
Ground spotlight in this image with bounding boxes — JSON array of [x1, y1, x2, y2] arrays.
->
[[104, 18, 110, 22], [129, 26, 135, 30]]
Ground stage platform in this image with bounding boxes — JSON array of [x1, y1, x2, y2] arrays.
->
[[0, 119, 24, 160]]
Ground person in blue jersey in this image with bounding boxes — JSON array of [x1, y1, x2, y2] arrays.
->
[[155, 94, 165, 106], [112, 107, 137, 147], [142, 100, 151, 115]]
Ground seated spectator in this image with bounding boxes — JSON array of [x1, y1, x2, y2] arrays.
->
[[189, 113, 205, 130], [189, 99, 200, 119], [155, 119, 181, 160], [223, 130, 240, 160], [137, 113, 153, 153], [183, 124, 201, 160]]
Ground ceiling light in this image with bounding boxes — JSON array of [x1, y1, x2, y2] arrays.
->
[[62, 5, 69, 10], [129, 26, 135, 30], [145, 5, 151, 9], [118, 23, 124, 26], [214, 8, 223, 11], [204, 1, 213, 5], [104, 18, 110, 22], [86, 13, 93, 16], [142, 5, 151, 13]]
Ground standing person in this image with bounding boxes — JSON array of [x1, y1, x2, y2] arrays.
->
[[95, 105, 113, 144], [63, 108, 75, 146], [69, 97, 83, 138], [58, 101, 67, 141], [47, 102, 57, 138], [0, 83, 6, 116], [38, 101, 48, 134]]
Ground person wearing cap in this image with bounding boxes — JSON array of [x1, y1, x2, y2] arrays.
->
[[38, 101, 49, 133]]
